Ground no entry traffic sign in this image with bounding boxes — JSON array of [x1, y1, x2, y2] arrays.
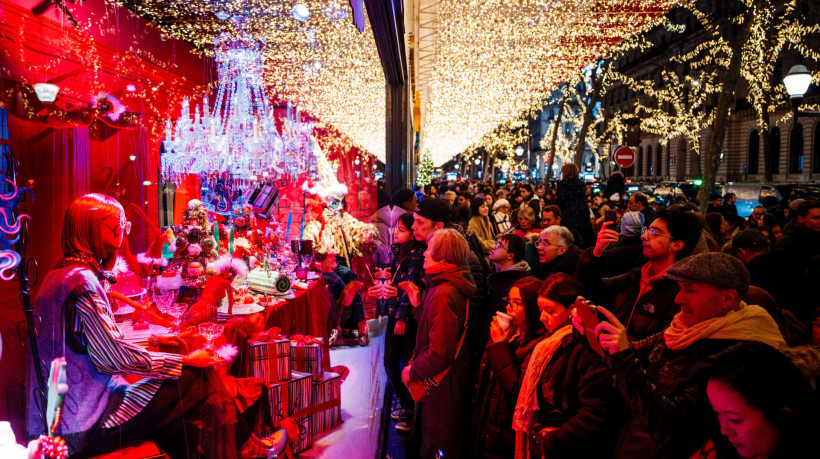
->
[[614, 146, 635, 168]]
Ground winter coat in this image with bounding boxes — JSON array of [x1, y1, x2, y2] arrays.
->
[[604, 172, 626, 199], [448, 224, 492, 371], [469, 216, 495, 256], [472, 330, 545, 459], [385, 241, 426, 323], [608, 337, 740, 459], [529, 331, 624, 458], [411, 263, 477, 459], [576, 249, 680, 340], [556, 177, 594, 249], [411, 264, 477, 379]]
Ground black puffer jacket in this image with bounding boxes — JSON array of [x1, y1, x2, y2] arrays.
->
[[471, 330, 544, 459], [608, 337, 740, 459]]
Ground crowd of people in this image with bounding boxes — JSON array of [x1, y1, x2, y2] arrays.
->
[[372, 164, 820, 459]]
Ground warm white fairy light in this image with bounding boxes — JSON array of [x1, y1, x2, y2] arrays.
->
[[420, 0, 686, 165], [109, 0, 386, 161]]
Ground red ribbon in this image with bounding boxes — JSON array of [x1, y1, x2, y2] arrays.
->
[[289, 334, 322, 346], [253, 327, 287, 341]]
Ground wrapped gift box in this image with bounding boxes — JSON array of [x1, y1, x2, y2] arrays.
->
[[248, 328, 291, 383], [289, 335, 324, 379], [259, 415, 312, 455], [311, 371, 341, 435], [291, 415, 313, 454], [269, 371, 313, 425]]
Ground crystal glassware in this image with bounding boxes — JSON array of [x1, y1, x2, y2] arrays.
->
[[197, 322, 224, 354], [167, 302, 189, 334], [152, 286, 179, 334]]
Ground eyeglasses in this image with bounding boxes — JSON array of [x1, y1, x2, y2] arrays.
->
[[533, 238, 564, 249], [641, 227, 672, 239], [104, 214, 131, 235], [492, 240, 508, 251], [503, 297, 524, 311]]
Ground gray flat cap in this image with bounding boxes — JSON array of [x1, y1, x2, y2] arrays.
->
[[665, 252, 750, 295]]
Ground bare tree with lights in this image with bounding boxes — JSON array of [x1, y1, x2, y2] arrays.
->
[[740, 0, 820, 181]]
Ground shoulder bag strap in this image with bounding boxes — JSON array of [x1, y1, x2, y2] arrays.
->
[[430, 298, 469, 386]]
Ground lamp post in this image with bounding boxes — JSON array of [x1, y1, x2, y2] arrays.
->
[[784, 64, 819, 118]]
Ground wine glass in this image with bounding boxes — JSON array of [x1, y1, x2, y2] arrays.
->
[[167, 302, 189, 334], [198, 322, 224, 354], [152, 287, 178, 334], [299, 240, 314, 267]]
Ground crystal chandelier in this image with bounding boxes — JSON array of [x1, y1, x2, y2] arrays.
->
[[161, 30, 317, 186]]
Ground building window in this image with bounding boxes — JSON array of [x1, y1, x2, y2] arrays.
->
[[637, 146, 643, 176], [814, 124, 820, 174], [770, 128, 780, 174], [748, 130, 759, 175], [656, 144, 663, 177], [789, 123, 804, 174]]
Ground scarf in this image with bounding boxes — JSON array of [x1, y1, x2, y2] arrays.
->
[[512, 324, 573, 459], [664, 302, 786, 350]]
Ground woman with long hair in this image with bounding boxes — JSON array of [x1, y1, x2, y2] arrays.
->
[[376, 212, 425, 432], [469, 197, 495, 257], [27, 194, 266, 458], [705, 212, 727, 248], [472, 277, 546, 458], [513, 273, 622, 458]]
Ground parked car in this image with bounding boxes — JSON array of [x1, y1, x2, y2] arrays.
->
[[722, 182, 820, 218]]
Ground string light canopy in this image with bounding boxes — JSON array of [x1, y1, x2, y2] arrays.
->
[[112, 0, 385, 161], [420, 0, 686, 166]]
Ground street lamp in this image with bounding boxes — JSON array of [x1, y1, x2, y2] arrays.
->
[[474, 158, 481, 165], [783, 64, 819, 118], [515, 146, 524, 156], [784, 64, 812, 105]]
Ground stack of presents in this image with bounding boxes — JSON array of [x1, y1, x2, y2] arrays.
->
[[247, 328, 341, 454]]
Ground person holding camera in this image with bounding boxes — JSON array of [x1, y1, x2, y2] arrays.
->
[[576, 208, 702, 340]]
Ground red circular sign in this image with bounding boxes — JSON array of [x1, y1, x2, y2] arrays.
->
[[614, 146, 636, 168]]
